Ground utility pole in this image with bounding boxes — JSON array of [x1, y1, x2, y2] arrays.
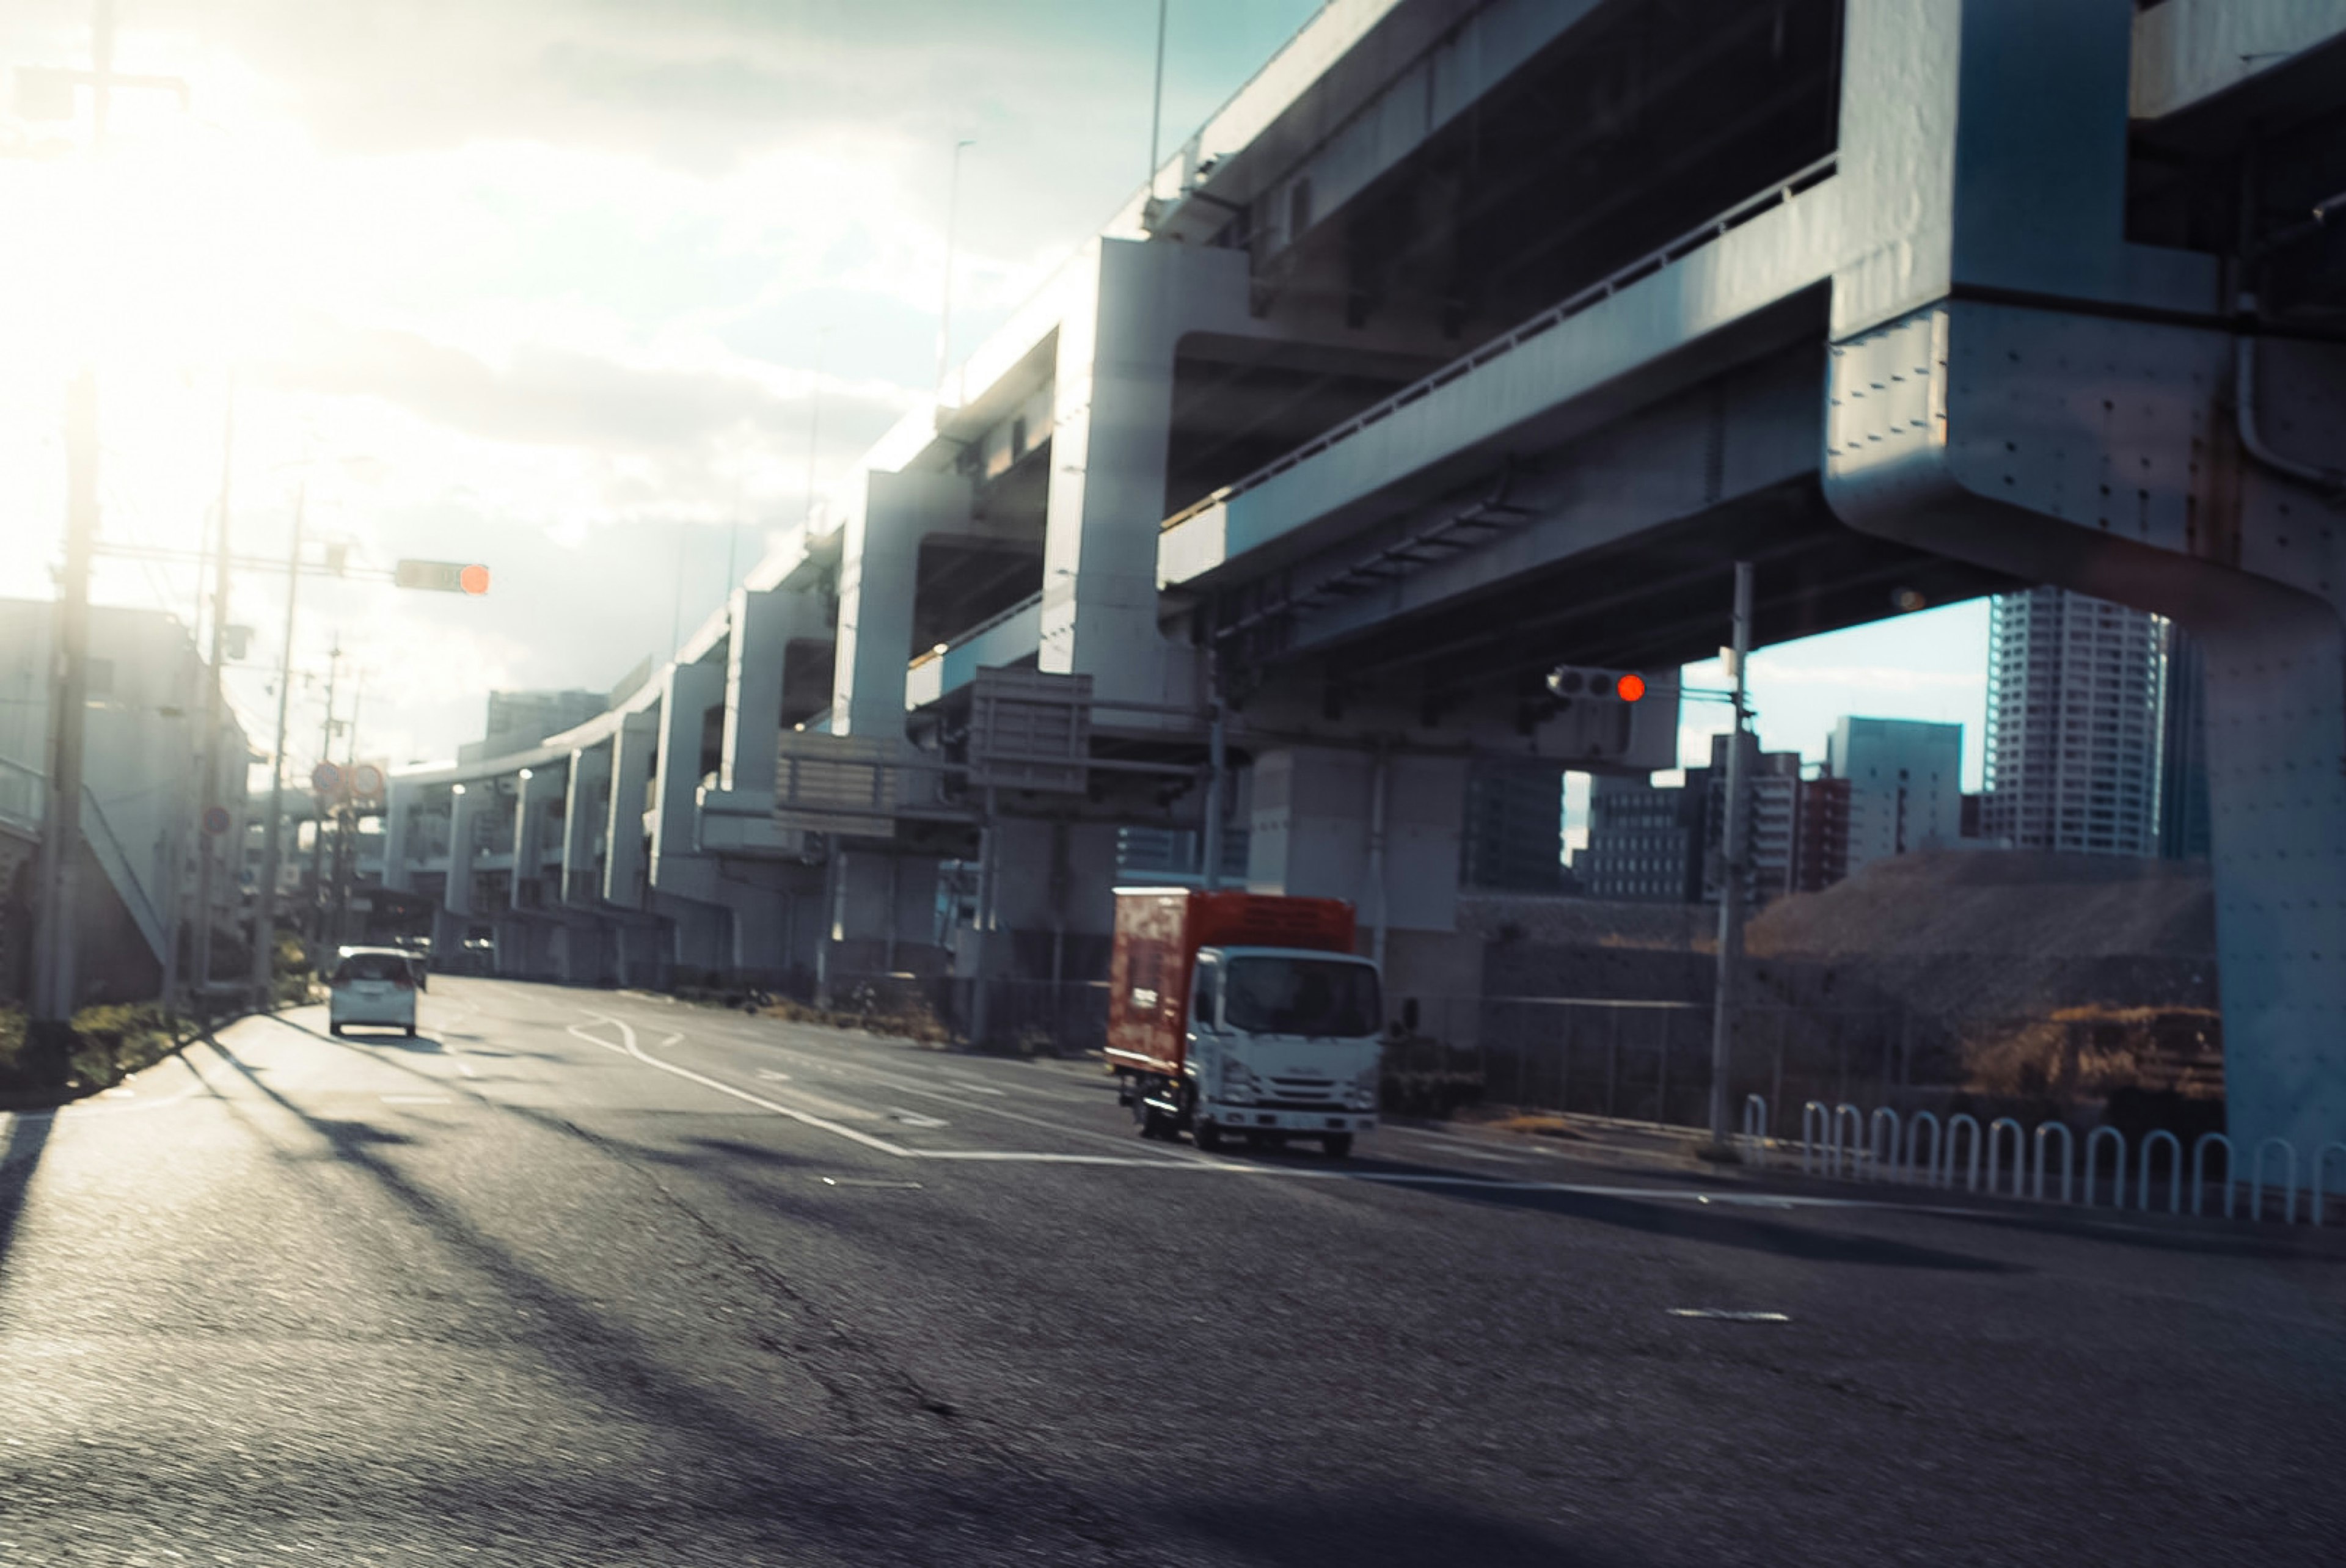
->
[[29, 374, 100, 1032], [1708, 560, 1754, 1150], [331, 669, 365, 950], [1147, 0, 1171, 200], [192, 381, 235, 1017], [26, 0, 192, 1040], [803, 325, 830, 526], [307, 641, 340, 946], [248, 487, 304, 1010], [937, 138, 976, 406]]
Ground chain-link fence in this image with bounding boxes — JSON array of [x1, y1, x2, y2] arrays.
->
[[1401, 995, 1914, 1132]]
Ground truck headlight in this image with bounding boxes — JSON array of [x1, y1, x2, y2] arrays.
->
[[1221, 1060, 1260, 1104], [1349, 1063, 1382, 1110]]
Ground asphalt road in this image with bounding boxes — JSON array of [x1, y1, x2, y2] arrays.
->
[[2, 977, 2342, 1566]]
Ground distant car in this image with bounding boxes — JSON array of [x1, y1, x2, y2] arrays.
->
[[329, 946, 420, 1038]]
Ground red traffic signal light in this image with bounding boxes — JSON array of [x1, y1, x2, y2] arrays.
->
[[1546, 665, 1649, 702], [395, 560, 492, 594]]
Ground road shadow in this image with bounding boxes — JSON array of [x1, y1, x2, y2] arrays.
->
[[0, 1109, 54, 1284], [1191, 1143, 2022, 1272], [1168, 1490, 1628, 1568], [183, 1035, 1135, 1561]]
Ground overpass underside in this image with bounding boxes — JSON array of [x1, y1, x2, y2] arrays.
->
[[376, 0, 2346, 1173]]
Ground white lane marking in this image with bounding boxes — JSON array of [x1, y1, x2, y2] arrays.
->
[[756, 1070, 792, 1082], [457, 1063, 480, 1079], [931, 1073, 1007, 1096], [568, 1015, 914, 1158], [1668, 1309, 1792, 1322], [562, 1001, 1987, 1214], [822, 1177, 924, 1190], [382, 1095, 451, 1105], [729, 1037, 1218, 1165], [886, 1107, 950, 1129]]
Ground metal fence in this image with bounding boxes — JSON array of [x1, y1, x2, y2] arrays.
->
[[816, 972, 1110, 1056], [1747, 1094, 2346, 1225], [1408, 994, 1912, 1129]]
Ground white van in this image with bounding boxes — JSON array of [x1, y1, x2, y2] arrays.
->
[[328, 947, 420, 1038]]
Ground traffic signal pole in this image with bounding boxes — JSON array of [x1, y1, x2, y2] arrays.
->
[[248, 487, 304, 1010], [1708, 560, 1754, 1150]]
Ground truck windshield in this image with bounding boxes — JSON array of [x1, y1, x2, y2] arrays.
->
[[1223, 958, 1380, 1038]]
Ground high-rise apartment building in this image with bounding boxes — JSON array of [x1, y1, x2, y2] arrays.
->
[[1982, 589, 2163, 855], [2157, 622, 2212, 861], [1828, 717, 1964, 875]]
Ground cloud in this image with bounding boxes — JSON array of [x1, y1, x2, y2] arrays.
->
[[265, 316, 905, 456]]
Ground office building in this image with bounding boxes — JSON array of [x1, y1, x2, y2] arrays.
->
[[1461, 762, 1568, 892], [1829, 717, 1965, 875], [1580, 775, 1695, 903]]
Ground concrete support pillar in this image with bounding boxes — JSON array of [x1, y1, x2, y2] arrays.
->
[[982, 817, 1120, 981], [722, 585, 827, 796], [1246, 747, 1466, 936], [508, 764, 567, 913], [602, 713, 657, 909], [651, 662, 724, 901], [825, 846, 946, 983], [833, 470, 974, 738], [560, 742, 610, 906], [1040, 239, 1252, 710], [381, 781, 413, 892], [444, 784, 481, 920]]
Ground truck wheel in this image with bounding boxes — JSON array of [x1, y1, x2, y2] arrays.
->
[[1193, 1120, 1225, 1153], [1321, 1133, 1354, 1159]]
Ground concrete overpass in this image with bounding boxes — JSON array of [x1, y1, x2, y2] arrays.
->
[[368, 0, 2346, 1163]]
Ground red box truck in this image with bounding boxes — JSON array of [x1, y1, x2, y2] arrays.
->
[[1106, 888, 1383, 1157]]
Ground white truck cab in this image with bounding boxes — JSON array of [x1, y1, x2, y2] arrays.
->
[[1184, 945, 1383, 1156]]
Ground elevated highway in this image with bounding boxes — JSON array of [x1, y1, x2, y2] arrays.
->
[[371, 0, 2346, 1165]]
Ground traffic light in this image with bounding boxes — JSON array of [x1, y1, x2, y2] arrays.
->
[[1546, 665, 1648, 703], [394, 560, 491, 594]]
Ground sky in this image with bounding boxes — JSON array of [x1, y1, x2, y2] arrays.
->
[[1, 0, 1989, 803]]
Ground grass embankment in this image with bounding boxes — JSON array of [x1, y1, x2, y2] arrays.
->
[[0, 934, 318, 1104], [0, 1001, 202, 1101]]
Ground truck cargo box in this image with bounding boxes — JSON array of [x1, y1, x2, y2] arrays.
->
[[1103, 888, 1356, 1078]]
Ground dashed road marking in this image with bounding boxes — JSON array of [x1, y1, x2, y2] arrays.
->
[[382, 1095, 450, 1105], [887, 1107, 949, 1128], [1668, 1309, 1792, 1323]]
